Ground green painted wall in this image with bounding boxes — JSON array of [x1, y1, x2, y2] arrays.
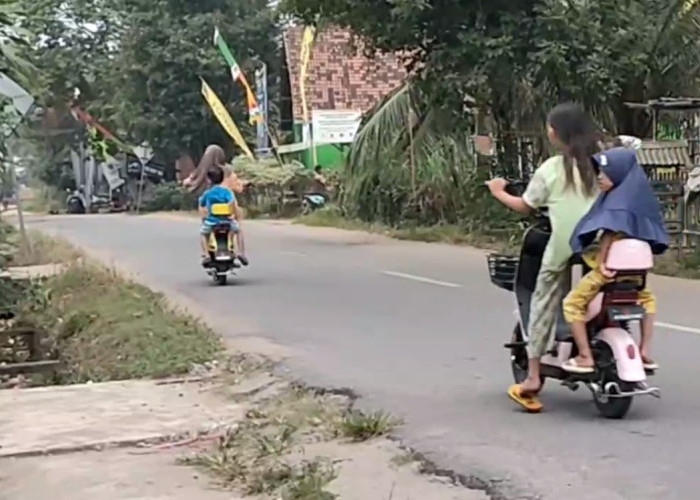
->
[[279, 122, 348, 169]]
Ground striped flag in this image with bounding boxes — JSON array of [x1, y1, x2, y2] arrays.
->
[[213, 27, 262, 124], [200, 78, 255, 160]]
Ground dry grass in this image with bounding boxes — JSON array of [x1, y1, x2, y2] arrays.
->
[[10, 230, 81, 267], [180, 384, 402, 498]]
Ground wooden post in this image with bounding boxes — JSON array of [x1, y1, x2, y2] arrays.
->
[[11, 164, 31, 259], [408, 107, 416, 197]]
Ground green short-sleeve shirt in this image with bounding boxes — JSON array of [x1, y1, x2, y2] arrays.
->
[[522, 155, 598, 272]]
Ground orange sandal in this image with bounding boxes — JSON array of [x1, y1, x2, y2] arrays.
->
[[507, 384, 543, 413]]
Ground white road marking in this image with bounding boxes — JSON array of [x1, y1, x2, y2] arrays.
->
[[381, 270, 462, 288], [279, 251, 308, 257], [655, 321, 700, 336], [378, 272, 700, 334]]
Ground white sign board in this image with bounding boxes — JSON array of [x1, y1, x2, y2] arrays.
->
[[101, 156, 126, 190], [311, 109, 361, 145]]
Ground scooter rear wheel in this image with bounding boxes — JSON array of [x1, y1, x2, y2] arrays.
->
[[591, 343, 634, 419], [215, 274, 228, 286]]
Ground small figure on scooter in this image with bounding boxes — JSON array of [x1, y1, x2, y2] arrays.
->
[[198, 165, 247, 266], [562, 147, 669, 374]]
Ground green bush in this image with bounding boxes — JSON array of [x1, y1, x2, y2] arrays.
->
[[142, 182, 198, 212], [231, 157, 312, 193], [342, 135, 519, 234]]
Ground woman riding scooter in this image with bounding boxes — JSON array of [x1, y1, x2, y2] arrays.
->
[[487, 103, 600, 412]]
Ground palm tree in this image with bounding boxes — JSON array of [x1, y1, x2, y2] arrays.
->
[[0, 0, 35, 87], [614, 0, 700, 135]]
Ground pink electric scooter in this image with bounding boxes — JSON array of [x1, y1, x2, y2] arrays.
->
[[487, 183, 659, 419]]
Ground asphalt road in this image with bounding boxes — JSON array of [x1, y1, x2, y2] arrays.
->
[[26, 213, 700, 499]]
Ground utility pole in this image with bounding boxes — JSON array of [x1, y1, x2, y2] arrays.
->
[[254, 63, 270, 154]]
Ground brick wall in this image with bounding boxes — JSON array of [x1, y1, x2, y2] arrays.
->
[[283, 26, 406, 119]]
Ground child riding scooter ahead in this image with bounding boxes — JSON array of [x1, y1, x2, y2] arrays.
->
[[198, 165, 248, 266]]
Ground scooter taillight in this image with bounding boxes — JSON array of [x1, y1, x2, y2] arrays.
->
[[608, 290, 639, 304]]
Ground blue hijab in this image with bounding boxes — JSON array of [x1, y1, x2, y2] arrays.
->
[[570, 147, 669, 255]]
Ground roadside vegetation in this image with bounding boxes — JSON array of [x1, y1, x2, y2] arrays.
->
[[180, 379, 402, 499], [0, 221, 221, 385]]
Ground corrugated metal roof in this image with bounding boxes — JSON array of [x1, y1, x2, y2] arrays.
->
[[637, 141, 691, 167], [625, 97, 700, 110]]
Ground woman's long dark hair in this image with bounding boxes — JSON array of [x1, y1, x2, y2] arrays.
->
[[546, 103, 600, 196]]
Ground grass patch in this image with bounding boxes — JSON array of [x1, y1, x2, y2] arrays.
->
[[654, 250, 700, 279], [21, 184, 64, 214], [180, 387, 343, 498], [9, 230, 81, 267], [298, 208, 700, 279], [181, 384, 402, 498], [338, 409, 402, 442], [14, 261, 222, 384], [296, 207, 519, 253]]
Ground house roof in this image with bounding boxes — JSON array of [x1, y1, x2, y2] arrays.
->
[[282, 26, 406, 119], [637, 140, 692, 167]]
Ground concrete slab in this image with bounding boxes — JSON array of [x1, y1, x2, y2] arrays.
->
[[0, 380, 245, 457], [0, 448, 242, 500], [301, 439, 489, 500]]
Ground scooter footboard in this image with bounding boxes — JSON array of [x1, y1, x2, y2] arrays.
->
[[596, 327, 646, 383]]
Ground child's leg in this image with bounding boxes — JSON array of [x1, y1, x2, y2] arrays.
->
[[562, 268, 611, 371], [200, 222, 212, 260], [638, 287, 658, 368]]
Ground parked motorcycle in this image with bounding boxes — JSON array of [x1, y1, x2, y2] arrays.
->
[[301, 193, 327, 215], [202, 203, 240, 285], [487, 182, 659, 419]]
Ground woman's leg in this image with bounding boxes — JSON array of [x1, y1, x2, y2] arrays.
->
[[522, 268, 568, 394], [233, 207, 248, 265]]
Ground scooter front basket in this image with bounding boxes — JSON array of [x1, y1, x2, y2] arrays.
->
[[487, 253, 518, 291]]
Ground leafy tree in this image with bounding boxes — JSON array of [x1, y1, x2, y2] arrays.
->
[[107, 0, 279, 163], [282, 0, 700, 136], [20, 0, 279, 167]]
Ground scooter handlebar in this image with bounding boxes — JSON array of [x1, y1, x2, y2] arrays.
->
[[482, 178, 527, 197]]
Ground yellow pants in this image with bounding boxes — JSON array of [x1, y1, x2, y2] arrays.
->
[[563, 267, 657, 323]]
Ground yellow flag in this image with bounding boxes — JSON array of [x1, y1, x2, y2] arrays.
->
[[200, 78, 254, 160], [299, 26, 315, 124]]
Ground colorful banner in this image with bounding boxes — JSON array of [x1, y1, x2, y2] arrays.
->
[[213, 27, 262, 125], [200, 78, 254, 160], [299, 26, 315, 124], [71, 106, 134, 154]]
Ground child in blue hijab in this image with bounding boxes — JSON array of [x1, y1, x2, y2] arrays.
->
[[561, 147, 669, 373]]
